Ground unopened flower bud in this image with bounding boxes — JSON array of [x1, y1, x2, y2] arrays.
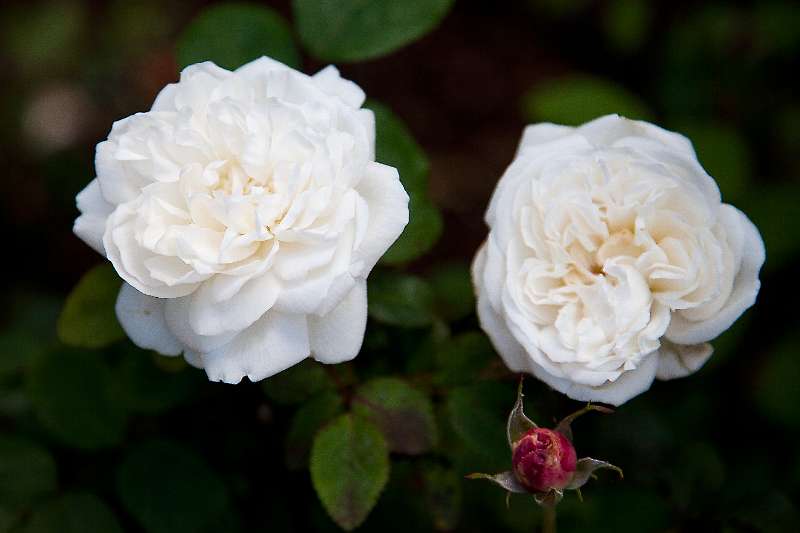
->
[[512, 428, 576, 492]]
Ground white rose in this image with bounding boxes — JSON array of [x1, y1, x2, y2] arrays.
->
[[473, 115, 764, 405], [74, 57, 409, 383]]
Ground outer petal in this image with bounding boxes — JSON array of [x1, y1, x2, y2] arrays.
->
[[309, 279, 367, 364], [665, 207, 764, 345], [188, 273, 281, 336], [577, 114, 695, 155], [115, 283, 183, 356], [202, 311, 310, 384], [655, 340, 713, 380], [103, 201, 202, 298], [95, 137, 142, 205], [517, 123, 574, 154], [275, 271, 355, 315], [580, 115, 722, 205], [353, 162, 409, 273], [529, 351, 660, 406], [164, 296, 236, 353], [234, 55, 291, 78], [473, 243, 536, 374], [312, 65, 366, 108], [74, 179, 114, 255]]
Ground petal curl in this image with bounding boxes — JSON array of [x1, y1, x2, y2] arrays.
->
[[74, 179, 114, 255], [312, 65, 366, 108], [353, 162, 409, 273], [309, 279, 367, 364], [517, 123, 574, 154], [665, 206, 764, 345], [473, 244, 537, 374], [188, 273, 281, 336], [202, 311, 310, 384], [164, 296, 236, 353], [655, 340, 713, 380], [528, 350, 659, 406], [115, 283, 183, 356]]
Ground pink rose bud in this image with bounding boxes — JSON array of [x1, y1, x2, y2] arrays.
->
[[512, 428, 577, 492]]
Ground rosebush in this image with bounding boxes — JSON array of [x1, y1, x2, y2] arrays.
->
[[2, 1, 797, 533]]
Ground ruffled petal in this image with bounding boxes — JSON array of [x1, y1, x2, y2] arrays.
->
[[115, 283, 183, 356], [188, 272, 281, 336], [530, 351, 659, 406], [655, 340, 713, 380], [473, 244, 536, 374], [234, 55, 291, 78], [665, 206, 764, 345], [312, 65, 366, 108], [103, 202, 202, 298], [309, 279, 367, 364], [517, 123, 574, 154], [353, 162, 409, 274], [74, 179, 114, 254], [202, 311, 310, 384], [164, 296, 236, 353]]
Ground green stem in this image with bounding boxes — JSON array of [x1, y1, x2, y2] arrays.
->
[[542, 505, 556, 533]]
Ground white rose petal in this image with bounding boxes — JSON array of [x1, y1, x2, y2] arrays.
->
[[73, 57, 409, 383], [473, 114, 764, 405]]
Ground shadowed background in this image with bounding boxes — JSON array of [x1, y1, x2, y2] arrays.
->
[[1, 1, 798, 532]]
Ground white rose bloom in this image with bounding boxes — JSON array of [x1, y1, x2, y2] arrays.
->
[[473, 115, 764, 405], [74, 57, 409, 383]]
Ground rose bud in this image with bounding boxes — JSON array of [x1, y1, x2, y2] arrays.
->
[[511, 427, 577, 493], [468, 378, 621, 508]]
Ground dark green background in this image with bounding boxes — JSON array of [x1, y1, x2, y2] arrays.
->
[[1, 1, 798, 532]]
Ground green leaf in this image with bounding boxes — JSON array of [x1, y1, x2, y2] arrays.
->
[[0, 335, 42, 383], [557, 485, 670, 533], [0, 436, 57, 508], [57, 263, 124, 349], [0, 505, 15, 533], [527, 0, 591, 18], [433, 332, 495, 386], [1, 1, 85, 76], [294, 0, 455, 62], [755, 335, 800, 429], [352, 377, 438, 454], [445, 382, 513, 471], [368, 272, 436, 328], [422, 463, 463, 530], [27, 348, 126, 450], [522, 75, 652, 126], [117, 440, 230, 533], [404, 319, 451, 375], [115, 348, 198, 415], [310, 414, 390, 530], [382, 194, 443, 264], [367, 101, 429, 194], [261, 358, 336, 405], [22, 493, 122, 533], [285, 392, 344, 470], [366, 101, 442, 265], [177, 3, 300, 70], [429, 263, 475, 323], [603, 0, 651, 52], [673, 121, 752, 202], [753, 2, 800, 56], [0, 293, 60, 382], [742, 183, 800, 270]]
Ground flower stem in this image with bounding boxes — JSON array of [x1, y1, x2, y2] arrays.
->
[[542, 505, 556, 533]]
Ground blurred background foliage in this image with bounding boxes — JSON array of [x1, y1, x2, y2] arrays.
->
[[0, 0, 798, 532]]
